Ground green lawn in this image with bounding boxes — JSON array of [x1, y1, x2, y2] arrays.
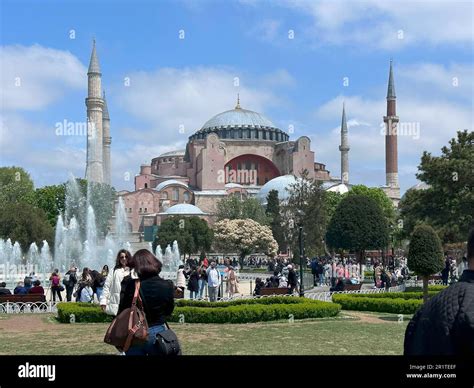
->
[[0, 311, 410, 355]]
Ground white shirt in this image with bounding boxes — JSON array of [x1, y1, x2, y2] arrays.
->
[[80, 286, 94, 303], [207, 267, 221, 287]]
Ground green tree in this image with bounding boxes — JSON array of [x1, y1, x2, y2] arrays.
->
[[265, 190, 286, 253], [323, 190, 343, 223], [0, 166, 35, 204], [0, 202, 54, 251], [216, 195, 269, 225], [35, 184, 66, 228], [400, 130, 474, 243], [284, 171, 328, 258], [346, 185, 396, 224], [407, 224, 444, 302], [154, 216, 213, 260], [326, 195, 389, 273]]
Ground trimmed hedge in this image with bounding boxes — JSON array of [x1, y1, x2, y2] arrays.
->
[[174, 296, 304, 308], [170, 300, 340, 324], [57, 303, 113, 323], [404, 285, 447, 293], [347, 291, 440, 300], [56, 298, 340, 324], [332, 294, 422, 314]]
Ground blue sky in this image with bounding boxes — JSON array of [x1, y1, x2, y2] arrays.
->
[[1, 0, 473, 194]]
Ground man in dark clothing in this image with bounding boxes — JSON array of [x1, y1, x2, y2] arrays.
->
[[0, 282, 11, 295], [287, 265, 298, 294], [404, 229, 474, 355]]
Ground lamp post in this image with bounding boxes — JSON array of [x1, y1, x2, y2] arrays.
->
[[298, 225, 304, 297]]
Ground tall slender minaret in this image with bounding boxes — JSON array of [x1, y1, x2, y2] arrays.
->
[[339, 102, 350, 184], [102, 91, 111, 185], [85, 40, 104, 183], [384, 60, 399, 190]]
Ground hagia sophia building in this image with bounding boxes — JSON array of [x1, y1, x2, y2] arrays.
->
[[84, 42, 401, 238]]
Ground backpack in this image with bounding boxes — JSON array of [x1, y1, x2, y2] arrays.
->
[[52, 276, 60, 287], [63, 273, 71, 285]]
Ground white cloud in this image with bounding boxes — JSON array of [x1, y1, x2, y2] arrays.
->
[[262, 0, 473, 49], [252, 19, 283, 42], [0, 44, 86, 111], [116, 66, 284, 145]]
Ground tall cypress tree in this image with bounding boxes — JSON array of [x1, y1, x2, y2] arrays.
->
[[266, 190, 286, 254]]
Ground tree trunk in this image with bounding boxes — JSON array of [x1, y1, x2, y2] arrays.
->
[[422, 276, 429, 303], [239, 253, 245, 270]]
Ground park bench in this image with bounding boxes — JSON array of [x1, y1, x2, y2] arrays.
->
[[0, 294, 46, 303], [0, 294, 47, 312], [342, 284, 362, 291], [259, 287, 291, 296]]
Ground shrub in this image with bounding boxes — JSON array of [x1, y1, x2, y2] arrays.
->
[[404, 285, 447, 293], [170, 300, 341, 324], [347, 292, 439, 300], [332, 294, 422, 314], [56, 297, 340, 324], [57, 303, 113, 324], [174, 296, 303, 308]]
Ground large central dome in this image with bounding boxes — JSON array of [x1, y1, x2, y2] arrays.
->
[[201, 108, 276, 130], [189, 103, 289, 142]]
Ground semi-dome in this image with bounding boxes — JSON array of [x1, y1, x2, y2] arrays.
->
[[257, 175, 300, 205], [189, 103, 289, 142], [155, 179, 188, 191], [164, 203, 205, 215]]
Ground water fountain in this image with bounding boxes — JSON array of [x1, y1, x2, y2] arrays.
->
[[0, 175, 181, 283]]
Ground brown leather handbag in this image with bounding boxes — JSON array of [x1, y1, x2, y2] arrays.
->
[[104, 280, 149, 352]]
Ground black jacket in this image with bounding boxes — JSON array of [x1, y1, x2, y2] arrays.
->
[[118, 274, 175, 327], [288, 270, 297, 287], [187, 270, 199, 292], [404, 270, 474, 355]]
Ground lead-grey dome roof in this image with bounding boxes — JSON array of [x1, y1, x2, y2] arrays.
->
[[201, 108, 276, 130], [189, 106, 289, 142]]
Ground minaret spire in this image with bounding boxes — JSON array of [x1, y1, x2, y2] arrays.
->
[[387, 59, 396, 99], [339, 102, 350, 184], [88, 39, 101, 74], [85, 39, 104, 183], [384, 59, 400, 197]]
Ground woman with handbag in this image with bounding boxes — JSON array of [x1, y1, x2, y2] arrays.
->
[[116, 249, 176, 355], [100, 250, 131, 315]]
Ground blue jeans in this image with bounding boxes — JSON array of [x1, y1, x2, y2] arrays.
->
[[319, 274, 325, 286], [198, 279, 206, 298], [125, 324, 167, 356], [96, 287, 103, 301]]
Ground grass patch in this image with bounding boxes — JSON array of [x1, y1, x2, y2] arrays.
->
[[0, 312, 408, 355]]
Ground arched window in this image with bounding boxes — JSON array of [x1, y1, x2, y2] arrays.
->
[[161, 191, 168, 199], [183, 192, 190, 203], [172, 188, 179, 201], [144, 183, 148, 188]]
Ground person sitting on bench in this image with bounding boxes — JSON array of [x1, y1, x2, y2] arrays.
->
[[0, 282, 11, 295]]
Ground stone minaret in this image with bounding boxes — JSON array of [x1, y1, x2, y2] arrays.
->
[[85, 40, 104, 183], [384, 60, 399, 190], [339, 102, 350, 184], [102, 91, 111, 185]]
